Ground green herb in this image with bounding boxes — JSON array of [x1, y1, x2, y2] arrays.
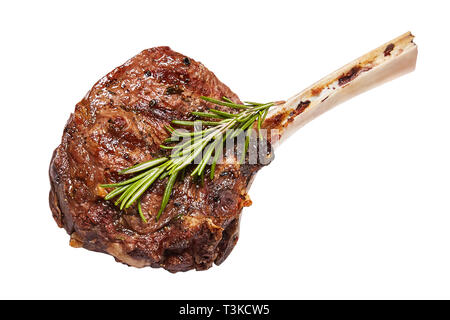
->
[[100, 96, 274, 222]]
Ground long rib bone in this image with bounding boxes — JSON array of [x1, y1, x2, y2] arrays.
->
[[263, 32, 418, 146]]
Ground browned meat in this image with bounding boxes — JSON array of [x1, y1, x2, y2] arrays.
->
[[49, 47, 271, 272]]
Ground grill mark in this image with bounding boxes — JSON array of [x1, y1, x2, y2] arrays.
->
[[338, 66, 362, 86], [384, 43, 395, 56]]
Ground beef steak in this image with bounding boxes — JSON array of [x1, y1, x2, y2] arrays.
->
[[49, 46, 271, 272]]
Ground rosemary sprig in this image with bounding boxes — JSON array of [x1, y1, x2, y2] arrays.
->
[[100, 96, 274, 222]]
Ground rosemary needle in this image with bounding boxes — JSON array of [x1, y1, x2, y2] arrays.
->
[[137, 199, 148, 223], [119, 157, 168, 175], [156, 171, 179, 220]]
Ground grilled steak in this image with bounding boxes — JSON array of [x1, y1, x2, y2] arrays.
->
[[49, 47, 271, 272]]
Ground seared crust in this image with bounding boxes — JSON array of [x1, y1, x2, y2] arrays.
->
[[49, 46, 268, 272]]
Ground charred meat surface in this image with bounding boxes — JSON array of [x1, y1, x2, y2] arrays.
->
[[49, 47, 271, 272]]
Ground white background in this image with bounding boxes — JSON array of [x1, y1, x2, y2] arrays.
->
[[0, 0, 449, 299]]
